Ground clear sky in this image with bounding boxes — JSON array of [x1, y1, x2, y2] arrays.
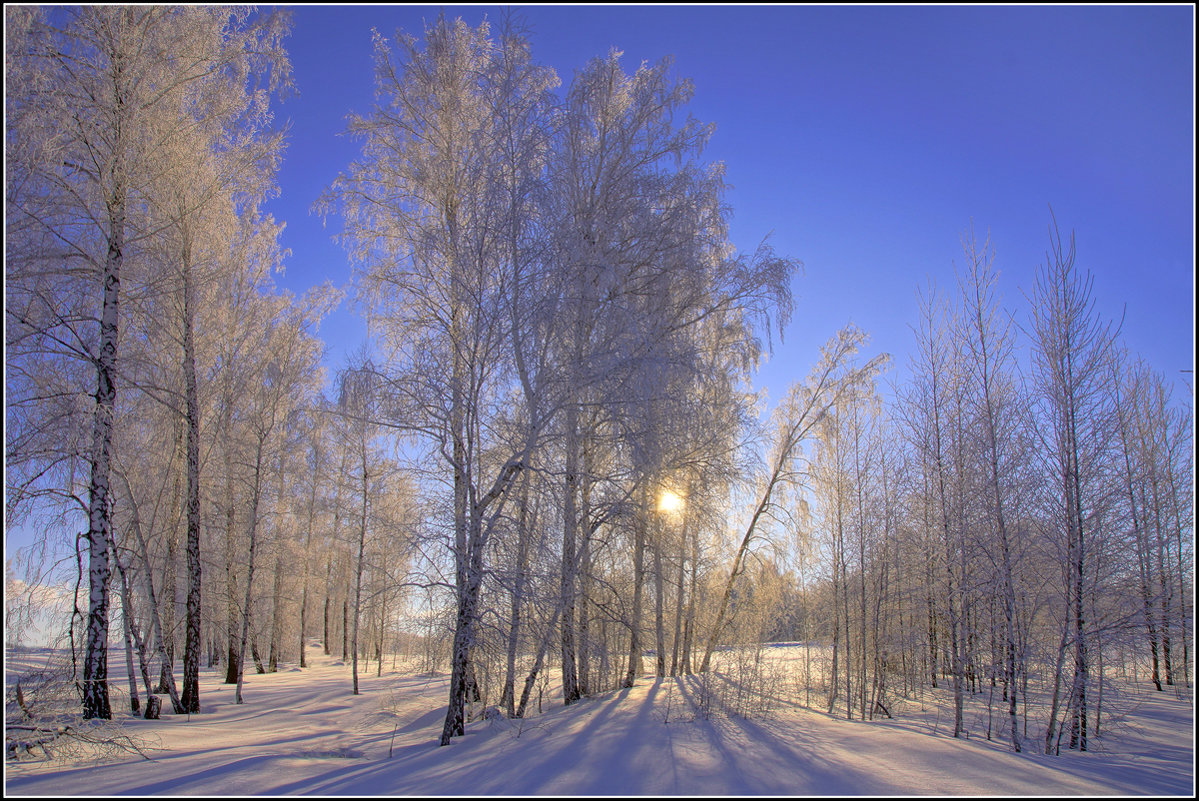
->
[[267, 4, 1194, 404]]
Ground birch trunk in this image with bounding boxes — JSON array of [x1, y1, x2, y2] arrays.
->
[[560, 401, 581, 703], [299, 446, 320, 668], [653, 542, 666, 677], [158, 424, 183, 694], [352, 457, 368, 696], [117, 557, 140, 714], [268, 551, 284, 673], [222, 392, 241, 685], [235, 438, 267, 705], [82, 172, 125, 721], [502, 476, 531, 716], [624, 487, 647, 687], [670, 543, 686, 677], [577, 442, 594, 695], [180, 256, 203, 713]]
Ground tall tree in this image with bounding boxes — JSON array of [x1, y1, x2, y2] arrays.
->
[[326, 16, 558, 744], [1025, 214, 1119, 753], [954, 227, 1024, 751]]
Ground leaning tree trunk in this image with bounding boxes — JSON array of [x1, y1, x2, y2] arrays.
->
[[117, 471, 183, 713], [700, 476, 775, 675], [516, 595, 566, 719], [113, 541, 155, 711]]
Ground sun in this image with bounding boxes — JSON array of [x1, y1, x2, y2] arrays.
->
[[657, 489, 684, 513]]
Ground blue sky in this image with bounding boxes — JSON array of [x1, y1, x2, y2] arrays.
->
[[271, 4, 1194, 400]]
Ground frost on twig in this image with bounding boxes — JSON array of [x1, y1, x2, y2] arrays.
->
[[6, 654, 161, 764]]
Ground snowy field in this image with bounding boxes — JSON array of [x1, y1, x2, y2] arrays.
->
[[4, 645, 1194, 796]]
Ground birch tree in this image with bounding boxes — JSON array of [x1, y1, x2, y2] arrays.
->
[[954, 227, 1024, 751], [1025, 214, 1120, 753], [335, 365, 379, 696], [325, 16, 559, 745]]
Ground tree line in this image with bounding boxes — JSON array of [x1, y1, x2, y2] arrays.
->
[[5, 8, 1191, 759], [798, 222, 1192, 755]]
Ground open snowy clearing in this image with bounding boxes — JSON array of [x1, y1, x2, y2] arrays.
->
[[5, 646, 1194, 796]]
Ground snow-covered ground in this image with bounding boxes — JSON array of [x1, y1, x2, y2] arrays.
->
[[4, 645, 1193, 796]]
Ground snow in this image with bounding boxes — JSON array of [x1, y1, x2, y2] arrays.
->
[[5, 646, 1194, 796]]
